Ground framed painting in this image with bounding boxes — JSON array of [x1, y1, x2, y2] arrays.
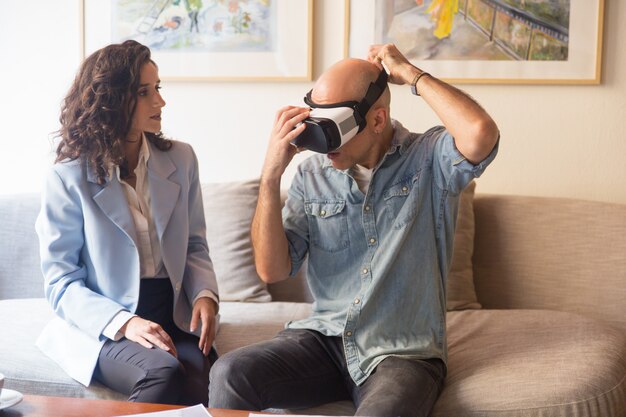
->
[[346, 0, 604, 84], [81, 0, 313, 81]]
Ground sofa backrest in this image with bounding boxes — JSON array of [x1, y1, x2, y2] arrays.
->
[[6, 185, 624, 329], [472, 194, 626, 330], [0, 193, 44, 299]]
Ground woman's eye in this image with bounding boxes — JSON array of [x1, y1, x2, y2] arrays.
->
[[138, 89, 147, 97], [156, 85, 162, 91]]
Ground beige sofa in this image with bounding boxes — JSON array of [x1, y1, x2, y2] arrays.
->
[[0, 179, 624, 417]]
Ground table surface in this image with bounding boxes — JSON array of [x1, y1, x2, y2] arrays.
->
[[1, 394, 253, 417]]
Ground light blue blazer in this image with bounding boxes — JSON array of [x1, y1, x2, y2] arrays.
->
[[35, 140, 218, 386]]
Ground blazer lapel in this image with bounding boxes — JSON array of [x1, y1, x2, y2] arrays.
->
[[89, 167, 139, 247], [147, 143, 181, 242]]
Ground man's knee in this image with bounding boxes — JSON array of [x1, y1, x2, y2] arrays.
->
[[210, 350, 247, 384], [355, 357, 445, 417], [209, 349, 265, 409]]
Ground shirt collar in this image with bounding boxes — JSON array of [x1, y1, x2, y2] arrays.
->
[[111, 133, 151, 181], [386, 119, 411, 156], [138, 132, 151, 166]]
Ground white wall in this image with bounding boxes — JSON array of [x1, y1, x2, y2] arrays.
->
[[0, 0, 81, 195], [2, 0, 625, 204]]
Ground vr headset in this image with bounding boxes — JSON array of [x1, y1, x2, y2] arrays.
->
[[291, 69, 388, 154]]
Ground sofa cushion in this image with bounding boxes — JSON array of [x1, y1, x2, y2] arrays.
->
[[446, 181, 480, 311], [281, 309, 626, 416], [215, 301, 312, 355], [432, 309, 626, 417], [202, 180, 271, 302], [0, 298, 125, 400]]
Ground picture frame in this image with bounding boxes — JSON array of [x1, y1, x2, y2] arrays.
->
[[345, 0, 604, 84], [81, 0, 313, 81]]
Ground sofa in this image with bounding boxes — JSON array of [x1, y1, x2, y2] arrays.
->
[[0, 179, 625, 417]]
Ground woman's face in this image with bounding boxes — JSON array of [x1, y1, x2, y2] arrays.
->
[[128, 62, 166, 140]]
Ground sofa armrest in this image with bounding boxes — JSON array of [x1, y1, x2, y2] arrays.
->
[[472, 194, 626, 330]]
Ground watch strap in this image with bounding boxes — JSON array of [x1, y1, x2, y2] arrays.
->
[[410, 71, 430, 96]]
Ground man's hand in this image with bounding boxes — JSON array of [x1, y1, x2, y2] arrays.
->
[[368, 44, 499, 164], [261, 106, 310, 181], [367, 43, 421, 86], [121, 317, 178, 357], [190, 296, 218, 356]]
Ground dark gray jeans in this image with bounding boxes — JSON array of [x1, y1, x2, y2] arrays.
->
[[209, 328, 446, 417], [94, 278, 218, 405]]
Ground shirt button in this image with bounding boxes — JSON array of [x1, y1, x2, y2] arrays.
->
[[364, 205, 371, 211], [354, 298, 360, 304], [362, 268, 368, 274], [175, 282, 181, 292], [369, 238, 376, 244], [346, 331, 353, 337], [402, 186, 408, 192], [320, 210, 326, 217]]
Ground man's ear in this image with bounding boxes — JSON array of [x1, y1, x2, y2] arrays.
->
[[369, 106, 388, 133]]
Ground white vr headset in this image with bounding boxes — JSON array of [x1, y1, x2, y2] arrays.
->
[[291, 69, 388, 154]]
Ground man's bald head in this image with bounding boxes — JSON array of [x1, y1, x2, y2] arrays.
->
[[311, 58, 390, 108]]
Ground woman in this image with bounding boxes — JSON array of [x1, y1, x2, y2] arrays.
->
[[35, 40, 219, 405]]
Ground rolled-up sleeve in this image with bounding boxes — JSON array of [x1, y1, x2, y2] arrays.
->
[[429, 126, 499, 194]]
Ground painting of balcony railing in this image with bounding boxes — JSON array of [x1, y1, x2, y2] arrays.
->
[[379, 0, 570, 61]]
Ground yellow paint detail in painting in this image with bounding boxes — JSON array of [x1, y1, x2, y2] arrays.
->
[[426, 0, 459, 39]]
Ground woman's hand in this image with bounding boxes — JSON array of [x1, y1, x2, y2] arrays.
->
[[121, 317, 178, 357], [191, 297, 218, 356], [261, 106, 310, 181]]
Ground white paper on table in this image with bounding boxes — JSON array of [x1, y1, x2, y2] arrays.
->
[[113, 403, 211, 417]]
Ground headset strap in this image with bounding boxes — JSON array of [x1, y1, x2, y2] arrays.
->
[[355, 69, 388, 121], [304, 92, 358, 109], [303, 69, 388, 131]]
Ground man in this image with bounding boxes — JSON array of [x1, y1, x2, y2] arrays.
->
[[209, 44, 499, 417]]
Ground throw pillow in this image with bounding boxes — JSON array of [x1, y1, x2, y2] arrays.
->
[[446, 181, 481, 310], [201, 179, 271, 302]]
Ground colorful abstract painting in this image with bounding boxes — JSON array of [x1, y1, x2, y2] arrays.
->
[[378, 0, 570, 61], [112, 0, 275, 52]]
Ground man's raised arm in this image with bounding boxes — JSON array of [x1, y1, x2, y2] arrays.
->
[[369, 44, 499, 164]]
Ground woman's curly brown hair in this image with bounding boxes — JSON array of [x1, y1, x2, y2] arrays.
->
[[55, 40, 171, 184]]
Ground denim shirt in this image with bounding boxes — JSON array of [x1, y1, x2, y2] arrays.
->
[[282, 120, 498, 385]]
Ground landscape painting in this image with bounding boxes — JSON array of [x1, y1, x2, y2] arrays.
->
[[83, 0, 313, 80], [111, 0, 275, 52]]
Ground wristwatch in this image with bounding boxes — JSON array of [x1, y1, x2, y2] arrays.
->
[[410, 71, 430, 96]]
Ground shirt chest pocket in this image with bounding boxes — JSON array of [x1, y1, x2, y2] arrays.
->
[[305, 199, 350, 253], [383, 172, 420, 229]]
